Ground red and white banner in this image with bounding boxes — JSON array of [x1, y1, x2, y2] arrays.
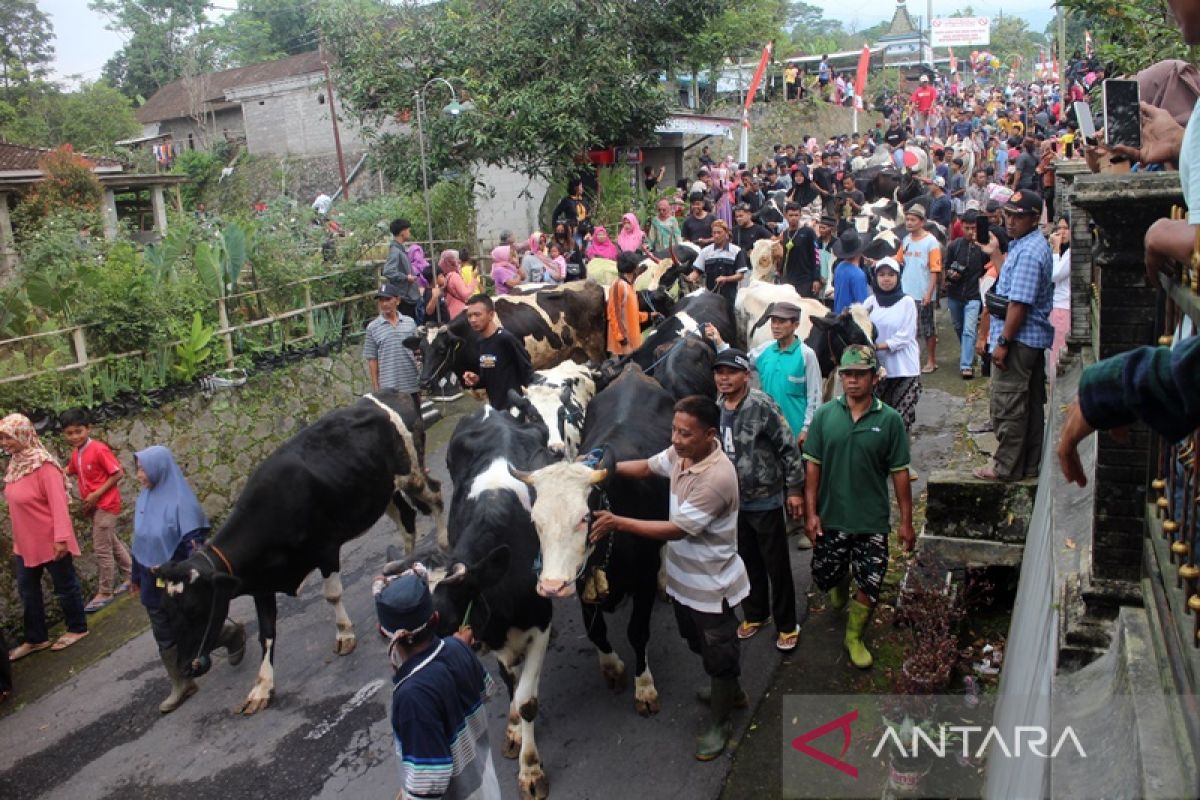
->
[[853, 45, 870, 110], [744, 41, 773, 113]]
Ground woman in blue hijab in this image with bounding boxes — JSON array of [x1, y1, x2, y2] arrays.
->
[[131, 446, 245, 713]]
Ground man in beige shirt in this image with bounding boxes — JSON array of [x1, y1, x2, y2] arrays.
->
[[591, 395, 746, 761]]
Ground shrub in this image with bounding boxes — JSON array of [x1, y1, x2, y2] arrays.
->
[[173, 150, 223, 209], [14, 146, 104, 227]]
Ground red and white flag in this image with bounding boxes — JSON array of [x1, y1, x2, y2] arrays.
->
[[853, 45, 870, 110]]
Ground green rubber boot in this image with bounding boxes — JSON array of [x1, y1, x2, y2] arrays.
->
[[844, 600, 874, 669], [695, 678, 737, 761], [158, 645, 198, 714], [694, 682, 750, 709], [828, 575, 851, 611]]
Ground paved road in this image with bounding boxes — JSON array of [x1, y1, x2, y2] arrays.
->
[[0, 405, 812, 800]]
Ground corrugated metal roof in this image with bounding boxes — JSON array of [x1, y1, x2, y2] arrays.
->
[[135, 50, 324, 124], [0, 142, 123, 173]]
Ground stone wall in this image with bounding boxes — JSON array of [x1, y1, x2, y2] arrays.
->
[[0, 344, 372, 638], [1071, 172, 1183, 583]]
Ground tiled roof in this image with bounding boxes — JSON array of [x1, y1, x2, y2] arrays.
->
[[135, 50, 324, 124], [0, 141, 122, 172]]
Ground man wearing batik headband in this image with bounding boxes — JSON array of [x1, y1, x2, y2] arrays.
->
[[375, 569, 500, 800]]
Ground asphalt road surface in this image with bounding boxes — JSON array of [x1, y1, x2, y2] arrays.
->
[[0, 420, 812, 800]]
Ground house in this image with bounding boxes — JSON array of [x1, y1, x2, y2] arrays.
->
[[878, 1, 930, 67], [0, 142, 187, 273], [132, 51, 373, 161]]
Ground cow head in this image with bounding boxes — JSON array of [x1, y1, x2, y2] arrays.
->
[[157, 555, 242, 677], [514, 461, 609, 598], [808, 304, 878, 376], [521, 366, 596, 458], [749, 239, 784, 284], [383, 545, 511, 637], [413, 325, 464, 389], [637, 286, 676, 320]]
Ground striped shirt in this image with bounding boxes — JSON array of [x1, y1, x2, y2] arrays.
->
[[648, 445, 749, 614], [392, 636, 501, 800], [364, 313, 420, 392]]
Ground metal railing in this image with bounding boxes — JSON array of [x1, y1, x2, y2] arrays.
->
[[1145, 241, 1200, 758]]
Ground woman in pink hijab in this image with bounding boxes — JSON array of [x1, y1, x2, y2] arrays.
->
[[616, 213, 646, 254], [489, 245, 521, 295], [586, 226, 620, 260], [438, 250, 475, 317]]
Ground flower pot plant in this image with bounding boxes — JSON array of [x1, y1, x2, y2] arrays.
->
[[894, 567, 965, 694]]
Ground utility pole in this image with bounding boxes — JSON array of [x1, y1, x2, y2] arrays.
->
[[1057, 3, 1067, 89], [319, 35, 350, 201], [927, 0, 934, 68]]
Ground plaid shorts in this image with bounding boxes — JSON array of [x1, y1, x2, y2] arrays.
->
[[811, 530, 889, 604], [917, 300, 937, 340]]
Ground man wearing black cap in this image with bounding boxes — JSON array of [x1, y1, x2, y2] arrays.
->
[[375, 570, 500, 800], [383, 219, 424, 319], [710, 348, 804, 653], [974, 190, 1054, 481], [364, 283, 421, 408]]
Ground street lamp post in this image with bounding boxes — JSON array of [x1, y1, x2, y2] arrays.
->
[[413, 78, 470, 255]]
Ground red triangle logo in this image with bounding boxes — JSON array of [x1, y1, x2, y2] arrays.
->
[[791, 708, 859, 778]]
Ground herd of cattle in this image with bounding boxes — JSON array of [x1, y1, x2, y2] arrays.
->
[[155, 237, 884, 800]]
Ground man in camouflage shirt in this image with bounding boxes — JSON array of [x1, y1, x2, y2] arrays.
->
[[712, 348, 805, 652]]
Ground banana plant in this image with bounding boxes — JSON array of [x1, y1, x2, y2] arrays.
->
[[173, 312, 215, 382], [193, 222, 250, 300]]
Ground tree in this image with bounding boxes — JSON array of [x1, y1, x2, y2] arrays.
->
[[681, 0, 788, 106], [18, 146, 104, 224], [0, 0, 55, 109], [0, 82, 138, 153], [90, 0, 212, 100], [318, 0, 703, 182], [989, 15, 1046, 78], [1057, 0, 1185, 74], [210, 0, 317, 68]]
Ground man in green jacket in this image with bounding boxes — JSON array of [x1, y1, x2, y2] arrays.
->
[[803, 345, 915, 669], [712, 348, 805, 652]]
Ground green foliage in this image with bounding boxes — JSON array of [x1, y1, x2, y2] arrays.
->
[[209, 0, 315, 67], [0, 0, 55, 106], [1057, 0, 1188, 74], [91, 0, 212, 101], [76, 241, 206, 355], [172, 150, 223, 208], [317, 0, 680, 179], [172, 311, 214, 382], [14, 209, 103, 321]]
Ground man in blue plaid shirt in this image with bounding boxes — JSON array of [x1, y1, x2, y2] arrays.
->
[[975, 190, 1054, 481]]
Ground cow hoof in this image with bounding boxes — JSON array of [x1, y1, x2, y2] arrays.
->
[[519, 767, 549, 800], [334, 635, 356, 656], [503, 732, 521, 759], [635, 694, 661, 717], [239, 693, 271, 715], [601, 664, 627, 693]]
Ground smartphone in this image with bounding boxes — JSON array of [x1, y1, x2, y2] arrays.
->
[[976, 216, 990, 246], [1103, 79, 1142, 149], [1074, 101, 1097, 141]]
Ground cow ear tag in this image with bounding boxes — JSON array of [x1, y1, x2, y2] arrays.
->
[[155, 577, 166, 589]]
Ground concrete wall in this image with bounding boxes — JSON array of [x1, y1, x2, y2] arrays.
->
[[473, 163, 550, 249], [0, 345, 372, 638], [241, 82, 372, 158], [153, 109, 246, 153]]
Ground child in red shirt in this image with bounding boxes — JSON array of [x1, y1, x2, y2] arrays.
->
[[61, 408, 131, 612]]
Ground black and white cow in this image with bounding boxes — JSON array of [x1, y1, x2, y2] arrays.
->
[[596, 289, 736, 400], [391, 404, 559, 800], [520, 361, 596, 458], [156, 391, 446, 715], [516, 364, 672, 718], [412, 280, 606, 390]]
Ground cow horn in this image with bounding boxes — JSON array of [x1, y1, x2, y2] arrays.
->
[[508, 465, 534, 484], [589, 468, 608, 485]]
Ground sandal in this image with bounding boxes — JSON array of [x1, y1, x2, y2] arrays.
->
[[8, 641, 51, 661], [961, 369, 974, 380], [972, 465, 1003, 481], [776, 628, 800, 652], [50, 631, 89, 651], [736, 618, 771, 640], [921, 364, 938, 374], [85, 596, 115, 613], [114, 581, 131, 595]]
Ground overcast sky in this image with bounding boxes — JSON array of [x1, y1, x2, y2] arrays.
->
[[41, 0, 1056, 84]]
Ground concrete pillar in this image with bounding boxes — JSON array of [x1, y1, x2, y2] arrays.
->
[[0, 193, 17, 277], [101, 188, 119, 241], [1072, 172, 1184, 583], [151, 185, 169, 235], [1055, 159, 1095, 348]]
